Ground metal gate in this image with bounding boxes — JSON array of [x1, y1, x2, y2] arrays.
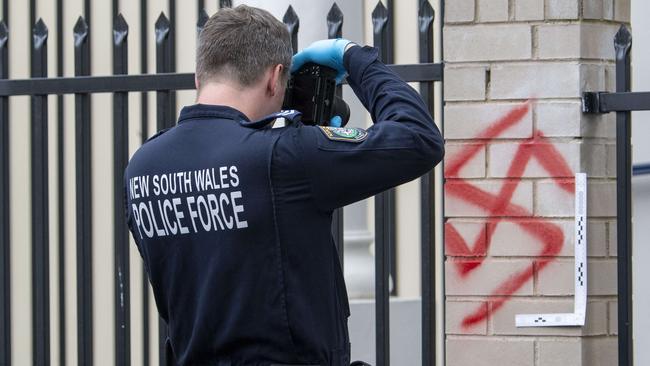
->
[[583, 25, 650, 366]]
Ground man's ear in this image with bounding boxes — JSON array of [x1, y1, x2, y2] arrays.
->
[[267, 64, 284, 96]]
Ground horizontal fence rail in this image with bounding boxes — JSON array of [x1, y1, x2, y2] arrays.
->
[[633, 163, 650, 176], [0, 64, 442, 96], [0, 1, 443, 365]]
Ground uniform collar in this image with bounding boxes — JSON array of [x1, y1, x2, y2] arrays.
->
[[178, 104, 303, 129], [177, 104, 250, 124]]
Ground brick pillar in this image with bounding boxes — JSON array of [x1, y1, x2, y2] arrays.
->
[[442, 1, 628, 365]]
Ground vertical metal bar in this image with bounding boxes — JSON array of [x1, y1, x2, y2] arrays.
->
[[219, 0, 232, 9], [197, 9, 208, 38], [139, 1, 151, 364], [372, 2, 398, 299], [2, 0, 7, 25], [158, 320, 167, 366], [155, 13, 173, 131], [372, 2, 390, 365], [154, 13, 171, 365], [326, 4, 342, 51], [438, 3, 446, 365], [615, 25, 633, 366], [283, 6, 299, 55], [112, 0, 118, 20], [73, 16, 93, 366], [418, 2, 435, 365], [383, 0, 397, 297], [385, 0, 394, 64], [113, 14, 130, 366], [31, 18, 50, 366], [168, 0, 177, 119], [0, 19, 10, 366], [29, 0, 35, 35], [28, 15, 37, 362], [139, 0, 148, 141], [84, 0, 90, 65], [327, 2, 345, 269], [197, 0, 205, 17], [55, 0, 66, 364]]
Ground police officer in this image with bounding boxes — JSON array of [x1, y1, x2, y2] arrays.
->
[[124, 5, 443, 366]]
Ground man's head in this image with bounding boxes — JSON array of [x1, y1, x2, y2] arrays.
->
[[196, 5, 293, 119]]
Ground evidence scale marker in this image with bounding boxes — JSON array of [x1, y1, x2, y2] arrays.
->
[[515, 173, 587, 327]]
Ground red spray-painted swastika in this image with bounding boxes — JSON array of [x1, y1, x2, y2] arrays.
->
[[444, 102, 576, 329]]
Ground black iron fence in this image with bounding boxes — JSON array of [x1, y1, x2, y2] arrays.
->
[[0, 1, 443, 365], [583, 25, 650, 366]]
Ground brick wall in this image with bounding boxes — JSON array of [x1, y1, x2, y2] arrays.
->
[[442, 0, 627, 365]]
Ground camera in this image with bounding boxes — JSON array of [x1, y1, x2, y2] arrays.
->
[[282, 63, 350, 127]]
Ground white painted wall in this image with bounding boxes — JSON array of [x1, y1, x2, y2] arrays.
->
[[631, 1, 650, 364]]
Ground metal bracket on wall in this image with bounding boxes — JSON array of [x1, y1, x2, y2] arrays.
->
[[583, 91, 650, 114], [515, 173, 587, 327]]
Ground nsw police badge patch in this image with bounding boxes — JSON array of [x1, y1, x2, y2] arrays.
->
[[318, 126, 368, 143]]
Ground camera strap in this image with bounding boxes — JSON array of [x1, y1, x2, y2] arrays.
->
[[239, 109, 302, 129]]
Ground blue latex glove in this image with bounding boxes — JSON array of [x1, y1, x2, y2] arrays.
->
[[330, 115, 343, 127], [291, 38, 352, 83]]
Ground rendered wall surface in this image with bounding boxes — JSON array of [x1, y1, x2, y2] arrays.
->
[[442, 0, 626, 364]]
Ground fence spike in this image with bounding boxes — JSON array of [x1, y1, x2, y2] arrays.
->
[[113, 14, 128, 45], [371, 1, 388, 35], [155, 12, 170, 44], [327, 3, 343, 39], [283, 6, 299, 53], [33, 18, 48, 49], [73, 17, 88, 47], [614, 25, 632, 55], [197, 8, 209, 35], [0, 21, 7, 48], [418, 0, 434, 33], [219, 0, 232, 8], [372, 1, 389, 62], [283, 5, 299, 31]]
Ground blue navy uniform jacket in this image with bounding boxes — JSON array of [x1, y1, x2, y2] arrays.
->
[[124, 46, 444, 366]]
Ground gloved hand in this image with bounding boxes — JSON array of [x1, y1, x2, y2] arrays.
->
[[291, 38, 353, 83], [329, 115, 343, 127]]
